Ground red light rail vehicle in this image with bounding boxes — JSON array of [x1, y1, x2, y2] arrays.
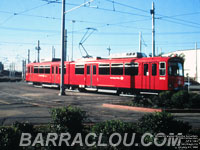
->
[[26, 52, 184, 95]]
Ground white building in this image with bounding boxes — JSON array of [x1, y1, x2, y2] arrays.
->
[[163, 49, 200, 83]]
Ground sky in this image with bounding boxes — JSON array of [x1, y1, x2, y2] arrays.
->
[[0, 0, 200, 71]]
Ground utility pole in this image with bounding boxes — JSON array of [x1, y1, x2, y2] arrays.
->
[[150, 2, 155, 57], [64, 29, 67, 61], [59, 0, 66, 96], [139, 32, 142, 53], [160, 48, 162, 55], [195, 42, 198, 82], [35, 40, 41, 62], [156, 47, 158, 56], [28, 49, 30, 64], [52, 46, 55, 59], [107, 46, 111, 56], [9, 64, 11, 78], [22, 60, 24, 80], [71, 20, 75, 61], [24, 60, 26, 78], [13, 63, 15, 77], [22, 60, 26, 80]]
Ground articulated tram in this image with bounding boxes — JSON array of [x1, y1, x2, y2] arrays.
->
[[26, 52, 184, 94]]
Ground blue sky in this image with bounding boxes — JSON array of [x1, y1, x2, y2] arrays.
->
[[0, 0, 200, 70]]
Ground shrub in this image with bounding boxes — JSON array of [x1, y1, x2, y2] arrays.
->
[[129, 90, 200, 109], [13, 121, 35, 134], [188, 93, 200, 108], [136, 112, 192, 150], [127, 95, 155, 108], [189, 128, 200, 136], [137, 112, 191, 134], [0, 127, 19, 150], [92, 120, 139, 150], [13, 122, 37, 150], [171, 90, 189, 108], [50, 106, 86, 134], [50, 106, 87, 149], [156, 91, 174, 108], [0, 122, 36, 150]]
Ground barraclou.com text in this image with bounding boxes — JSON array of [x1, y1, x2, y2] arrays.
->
[[19, 132, 183, 147]]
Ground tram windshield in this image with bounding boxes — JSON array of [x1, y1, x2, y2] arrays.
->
[[168, 62, 184, 76]]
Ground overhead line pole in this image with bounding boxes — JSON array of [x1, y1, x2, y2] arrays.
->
[[195, 42, 198, 82], [35, 40, 41, 62], [64, 29, 67, 61], [28, 49, 30, 64], [150, 2, 155, 57], [59, 0, 94, 96], [107, 46, 111, 56], [139, 32, 142, 53], [71, 20, 75, 61], [59, 0, 66, 96], [52, 46, 55, 59]]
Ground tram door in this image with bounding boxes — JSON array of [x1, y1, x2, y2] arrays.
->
[[86, 64, 92, 87], [142, 63, 151, 89], [85, 64, 97, 87], [29, 66, 32, 81], [150, 62, 157, 90], [51, 66, 56, 84]]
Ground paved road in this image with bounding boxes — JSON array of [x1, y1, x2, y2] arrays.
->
[[0, 82, 200, 128]]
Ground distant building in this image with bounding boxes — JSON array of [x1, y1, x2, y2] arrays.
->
[[163, 49, 200, 83], [0, 62, 4, 72]]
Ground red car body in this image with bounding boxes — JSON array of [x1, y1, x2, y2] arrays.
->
[[26, 55, 184, 94]]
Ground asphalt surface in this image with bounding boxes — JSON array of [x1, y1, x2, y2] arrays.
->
[[0, 82, 200, 128]]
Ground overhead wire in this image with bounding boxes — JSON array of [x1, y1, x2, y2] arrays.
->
[[1, 40, 199, 47], [51, 0, 151, 18], [104, 0, 149, 13], [0, 15, 15, 25], [1, 0, 200, 29], [103, 0, 200, 28], [0, 0, 200, 50], [157, 13, 200, 27], [0, 10, 151, 31], [165, 11, 200, 18], [0, 2, 51, 26], [0, 24, 200, 36], [16, 3, 51, 15], [158, 18, 200, 29]]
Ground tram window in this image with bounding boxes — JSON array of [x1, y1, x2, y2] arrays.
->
[[75, 65, 84, 74], [159, 62, 166, 76], [99, 64, 110, 75], [87, 66, 90, 74], [27, 67, 30, 73], [93, 65, 96, 75], [111, 63, 123, 75], [52, 67, 54, 74], [56, 66, 58, 74], [34, 66, 38, 73], [168, 62, 183, 76], [152, 64, 157, 76], [44, 66, 50, 74], [125, 63, 138, 76], [39, 66, 44, 73], [144, 64, 149, 76], [31, 67, 34, 73]]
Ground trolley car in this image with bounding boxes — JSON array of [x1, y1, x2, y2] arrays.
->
[[26, 52, 184, 94]]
